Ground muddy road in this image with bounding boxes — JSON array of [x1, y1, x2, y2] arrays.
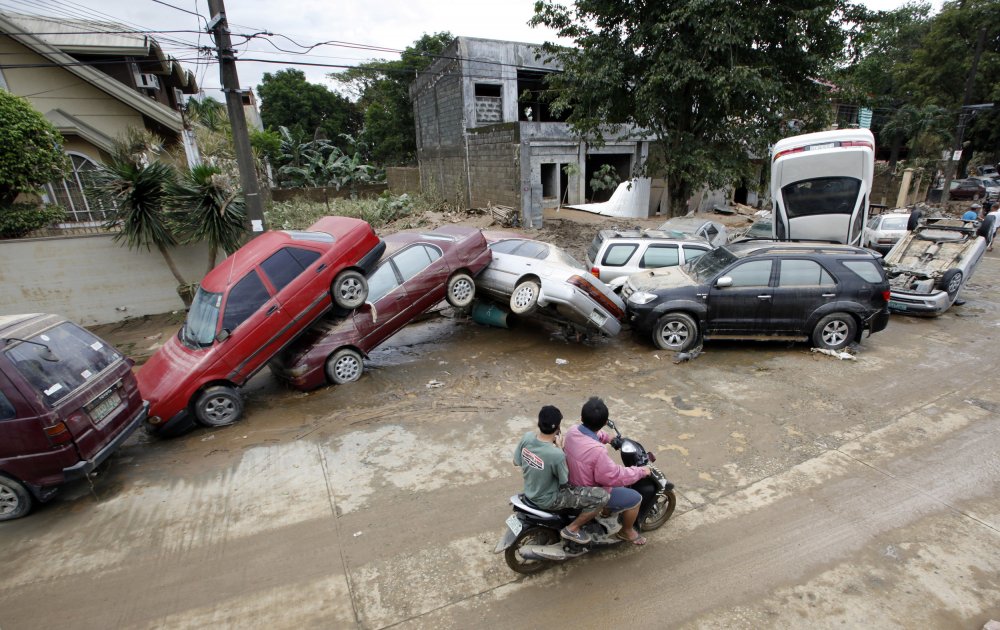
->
[[2, 244, 1000, 628]]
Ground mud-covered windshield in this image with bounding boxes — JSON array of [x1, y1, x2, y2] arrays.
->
[[684, 246, 738, 282], [4, 322, 120, 405], [181, 287, 222, 348]]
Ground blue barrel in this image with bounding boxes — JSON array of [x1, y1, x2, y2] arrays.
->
[[471, 301, 509, 328]]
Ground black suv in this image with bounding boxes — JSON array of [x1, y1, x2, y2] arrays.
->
[[622, 241, 890, 351]]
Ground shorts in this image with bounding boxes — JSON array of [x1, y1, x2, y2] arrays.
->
[[546, 485, 609, 512], [605, 487, 642, 512]]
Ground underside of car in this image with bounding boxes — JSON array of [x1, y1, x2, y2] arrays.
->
[[883, 222, 976, 295]]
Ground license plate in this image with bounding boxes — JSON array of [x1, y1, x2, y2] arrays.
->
[[505, 514, 522, 536], [88, 391, 121, 423], [589, 310, 608, 326], [888, 300, 908, 311], [811, 142, 836, 151]]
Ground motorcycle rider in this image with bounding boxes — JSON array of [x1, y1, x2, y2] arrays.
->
[[513, 405, 609, 544], [564, 396, 652, 546]]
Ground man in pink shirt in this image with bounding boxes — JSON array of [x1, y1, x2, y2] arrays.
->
[[563, 396, 652, 545]]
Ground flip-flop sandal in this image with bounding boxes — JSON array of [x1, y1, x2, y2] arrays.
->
[[615, 531, 647, 546]]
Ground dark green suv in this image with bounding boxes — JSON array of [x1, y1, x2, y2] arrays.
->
[[622, 242, 890, 352]]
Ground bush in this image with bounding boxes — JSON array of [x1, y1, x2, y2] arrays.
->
[[265, 191, 447, 231], [0, 203, 66, 239], [0, 91, 68, 205]]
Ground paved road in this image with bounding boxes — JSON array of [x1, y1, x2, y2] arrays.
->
[[2, 257, 999, 629]]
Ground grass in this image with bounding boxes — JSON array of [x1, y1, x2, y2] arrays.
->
[[264, 192, 454, 231]]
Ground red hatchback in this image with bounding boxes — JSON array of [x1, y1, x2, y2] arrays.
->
[[270, 226, 492, 391], [139, 217, 384, 435]]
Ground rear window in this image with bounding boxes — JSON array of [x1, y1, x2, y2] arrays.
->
[[781, 177, 861, 218], [5, 322, 121, 405], [586, 233, 606, 263], [841, 260, 884, 283], [880, 217, 908, 230]]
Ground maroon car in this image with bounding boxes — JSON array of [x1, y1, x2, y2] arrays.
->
[[140, 217, 384, 436], [269, 226, 492, 391], [0, 313, 148, 520]]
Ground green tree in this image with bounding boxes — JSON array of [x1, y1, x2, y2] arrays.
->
[[334, 33, 454, 165], [257, 69, 361, 150], [170, 164, 247, 274], [0, 90, 67, 205], [530, 0, 862, 215], [185, 96, 227, 132]]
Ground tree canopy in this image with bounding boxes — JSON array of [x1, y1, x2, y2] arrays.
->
[[257, 69, 361, 150], [0, 90, 67, 206], [531, 0, 864, 214], [334, 32, 454, 166]]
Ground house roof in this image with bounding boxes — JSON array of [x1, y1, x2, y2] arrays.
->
[[0, 12, 194, 132]]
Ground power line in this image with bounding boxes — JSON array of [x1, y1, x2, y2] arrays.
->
[[149, 0, 206, 26]]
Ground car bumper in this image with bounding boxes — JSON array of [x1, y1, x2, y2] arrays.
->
[[270, 362, 326, 392], [868, 307, 890, 333], [145, 405, 197, 438], [540, 284, 623, 336], [888, 290, 951, 316], [63, 401, 149, 481], [625, 304, 660, 336]]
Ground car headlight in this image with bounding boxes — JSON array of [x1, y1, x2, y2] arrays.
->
[[627, 291, 658, 305]]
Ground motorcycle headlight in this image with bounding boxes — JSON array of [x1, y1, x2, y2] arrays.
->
[[628, 291, 658, 305]]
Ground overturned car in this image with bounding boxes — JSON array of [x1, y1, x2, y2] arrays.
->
[[883, 217, 993, 316]]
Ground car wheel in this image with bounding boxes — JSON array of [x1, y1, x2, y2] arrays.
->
[[0, 473, 32, 521], [332, 270, 368, 310], [325, 348, 364, 385], [194, 385, 244, 427], [652, 312, 698, 352], [504, 526, 560, 575], [509, 279, 541, 315], [907, 208, 923, 231], [446, 272, 476, 308], [938, 269, 964, 300], [812, 313, 857, 351]]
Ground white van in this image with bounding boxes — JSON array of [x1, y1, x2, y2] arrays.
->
[[770, 129, 875, 246]]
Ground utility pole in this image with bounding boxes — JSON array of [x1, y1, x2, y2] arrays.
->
[[206, 0, 266, 235], [941, 26, 986, 205]]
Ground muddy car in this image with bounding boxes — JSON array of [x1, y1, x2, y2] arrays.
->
[[478, 234, 626, 337], [883, 217, 993, 316], [270, 226, 492, 391], [585, 228, 712, 284]]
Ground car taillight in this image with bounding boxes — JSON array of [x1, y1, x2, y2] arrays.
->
[[590, 266, 600, 279], [44, 421, 73, 446], [568, 275, 624, 320], [882, 290, 891, 302], [773, 140, 873, 162]]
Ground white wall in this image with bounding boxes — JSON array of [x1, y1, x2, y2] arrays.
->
[[0, 235, 212, 325]]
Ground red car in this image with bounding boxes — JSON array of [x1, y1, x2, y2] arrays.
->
[[269, 226, 492, 391], [140, 217, 384, 435]]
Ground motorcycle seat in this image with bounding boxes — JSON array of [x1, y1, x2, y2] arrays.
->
[[517, 494, 579, 518]]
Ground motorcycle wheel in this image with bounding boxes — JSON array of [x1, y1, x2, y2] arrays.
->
[[505, 526, 560, 575], [640, 490, 677, 532]]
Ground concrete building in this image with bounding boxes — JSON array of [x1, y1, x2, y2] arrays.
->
[[410, 37, 654, 227]]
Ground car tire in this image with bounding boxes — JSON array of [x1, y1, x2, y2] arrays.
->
[[907, 208, 922, 231], [977, 215, 995, 239], [509, 279, 541, 315], [652, 312, 699, 352], [325, 348, 364, 385], [446, 272, 476, 308], [194, 385, 244, 427], [938, 269, 964, 300], [812, 313, 857, 351], [0, 473, 33, 521], [332, 270, 368, 310]]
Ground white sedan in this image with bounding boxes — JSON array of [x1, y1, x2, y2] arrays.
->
[[477, 234, 626, 336]]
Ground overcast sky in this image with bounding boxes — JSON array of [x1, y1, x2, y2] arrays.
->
[[8, 0, 946, 96]]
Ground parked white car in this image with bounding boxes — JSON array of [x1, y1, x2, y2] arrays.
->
[[477, 234, 626, 336], [862, 212, 911, 254], [655, 217, 728, 247], [585, 228, 712, 284]]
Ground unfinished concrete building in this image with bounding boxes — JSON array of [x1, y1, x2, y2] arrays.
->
[[410, 37, 654, 227]]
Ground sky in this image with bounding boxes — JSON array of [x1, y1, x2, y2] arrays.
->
[[1, 0, 947, 97]]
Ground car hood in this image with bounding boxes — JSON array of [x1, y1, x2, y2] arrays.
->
[[136, 334, 206, 413], [627, 266, 698, 292]]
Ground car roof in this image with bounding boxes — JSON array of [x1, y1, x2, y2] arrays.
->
[[727, 241, 873, 258], [597, 228, 704, 243]]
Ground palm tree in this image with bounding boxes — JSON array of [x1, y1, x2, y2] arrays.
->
[[171, 164, 248, 273], [185, 96, 227, 132]]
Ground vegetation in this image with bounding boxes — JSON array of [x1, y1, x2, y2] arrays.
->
[[265, 191, 449, 231], [170, 164, 247, 273], [0, 91, 68, 206], [334, 33, 454, 166], [0, 203, 65, 239], [257, 69, 360, 151], [274, 127, 382, 191]]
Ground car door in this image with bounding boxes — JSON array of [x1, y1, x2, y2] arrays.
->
[[352, 261, 405, 348], [706, 259, 775, 334], [769, 259, 838, 334], [393, 243, 448, 315], [680, 245, 710, 265], [639, 243, 680, 271], [218, 269, 292, 382], [259, 246, 327, 340]]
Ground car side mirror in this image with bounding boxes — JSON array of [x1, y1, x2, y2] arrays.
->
[[215, 329, 231, 343], [715, 276, 733, 288]]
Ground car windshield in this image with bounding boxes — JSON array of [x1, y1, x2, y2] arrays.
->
[[4, 322, 120, 406], [881, 217, 908, 230], [781, 177, 861, 218], [181, 287, 222, 348], [683, 246, 738, 282]]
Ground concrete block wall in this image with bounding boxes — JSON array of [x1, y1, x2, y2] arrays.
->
[[386, 167, 421, 195], [468, 125, 520, 208], [0, 234, 211, 325]]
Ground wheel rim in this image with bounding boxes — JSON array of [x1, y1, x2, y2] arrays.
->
[[822, 320, 849, 346], [204, 395, 237, 424], [659, 320, 690, 349], [947, 274, 962, 295], [335, 355, 361, 381], [339, 278, 363, 302], [0, 485, 18, 516], [512, 284, 536, 309], [451, 279, 473, 303]]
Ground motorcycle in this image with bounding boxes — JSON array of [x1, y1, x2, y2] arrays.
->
[[495, 420, 677, 574]]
